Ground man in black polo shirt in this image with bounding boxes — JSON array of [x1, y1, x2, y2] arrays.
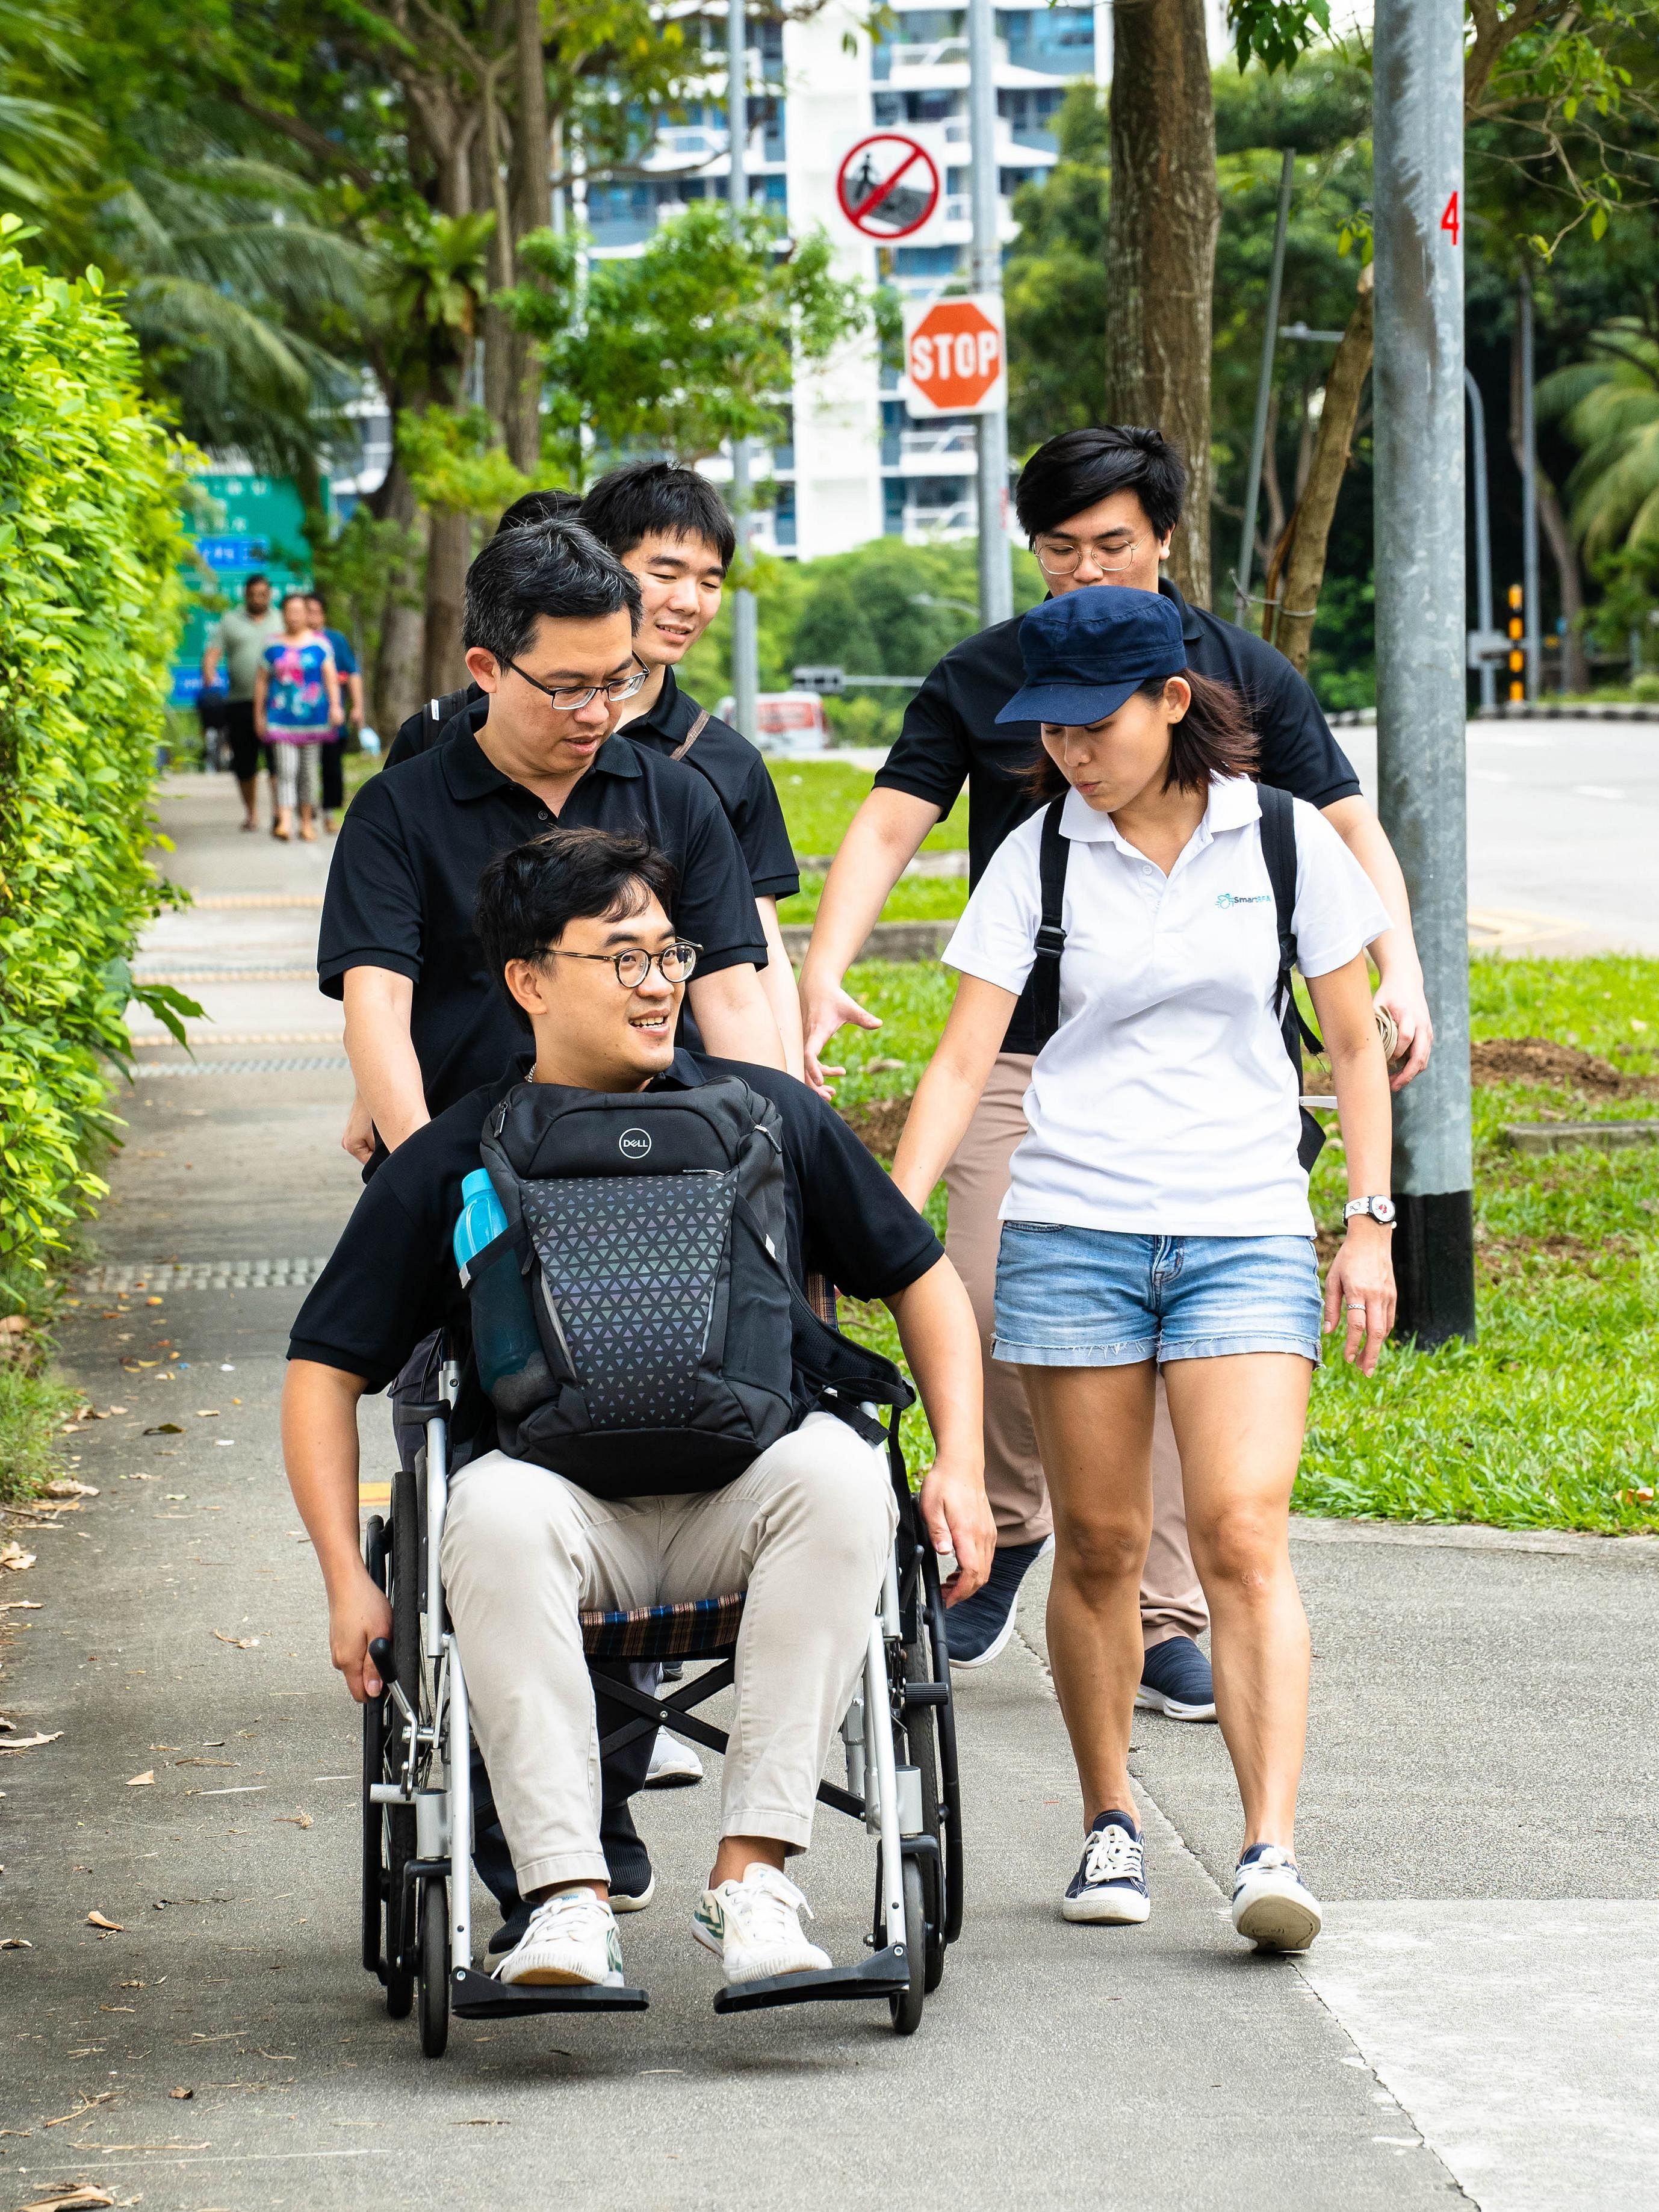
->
[[799, 424, 1434, 1694], [323, 521, 783, 1166], [285, 827, 990, 1988], [580, 460, 804, 1076]]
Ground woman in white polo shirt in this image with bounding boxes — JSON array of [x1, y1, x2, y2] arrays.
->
[[893, 586, 1396, 1953]]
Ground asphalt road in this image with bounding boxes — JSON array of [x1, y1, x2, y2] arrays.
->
[[1, 775, 1656, 2210]]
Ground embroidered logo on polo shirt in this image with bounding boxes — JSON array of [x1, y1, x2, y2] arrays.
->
[[1215, 891, 1272, 908]]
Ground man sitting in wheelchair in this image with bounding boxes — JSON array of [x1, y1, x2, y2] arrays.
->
[[283, 825, 993, 1991]]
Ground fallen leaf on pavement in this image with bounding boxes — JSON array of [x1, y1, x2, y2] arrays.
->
[[125, 1771, 155, 1788], [272, 1812, 313, 1829], [1, 1935, 33, 1948], [17, 2187, 115, 2211], [0, 1599, 43, 1611], [107, 1404, 128, 1414], [143, 1425, 183, 1437], [0, 1732, 63, 1755], [211, 1631, 259, 1649], [86, 1910, 124, 1932], [169, 2086, 193, 2101], [194, 1410, 220, 1418], [45, 1479, 99, 1499], [1, 1542, 37, 1571]]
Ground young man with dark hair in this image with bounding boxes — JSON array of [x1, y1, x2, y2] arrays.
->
[[285, 826, 991, 1989], [321, 519, 784, 1170], [799, 423, 1434, 1693], [580, 460, 804, 1076], [202, 571, 282, 832]]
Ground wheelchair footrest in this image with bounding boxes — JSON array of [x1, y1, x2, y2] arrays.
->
[[712, 1945, 911, 2015], [450, 1966, 649, 2018]]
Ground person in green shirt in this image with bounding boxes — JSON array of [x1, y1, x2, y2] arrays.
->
[[202, 573, 285, 831]]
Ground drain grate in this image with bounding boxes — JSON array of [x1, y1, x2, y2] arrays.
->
[[79, 1257, 330, 1293], [127, 1055, 350, 1077]]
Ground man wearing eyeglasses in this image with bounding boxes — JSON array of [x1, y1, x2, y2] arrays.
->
[[321, 521, 784, 1170], [799, 424, 1433, 1699]]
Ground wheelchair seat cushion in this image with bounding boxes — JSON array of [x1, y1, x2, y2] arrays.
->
[[580, 1590, 746, 1662]]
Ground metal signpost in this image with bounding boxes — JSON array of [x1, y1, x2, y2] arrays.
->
[[727, 0, 758, 742], [1372, 0, 1475, 1344], [965, 0, 1012, 628]]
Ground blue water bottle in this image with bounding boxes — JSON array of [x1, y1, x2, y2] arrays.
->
[[453, 1170, 549, 1413]]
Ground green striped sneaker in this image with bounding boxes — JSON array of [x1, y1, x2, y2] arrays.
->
[[692, 1865, 831, 1984]]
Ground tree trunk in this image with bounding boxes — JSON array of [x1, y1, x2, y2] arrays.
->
[[1271, 267, 1375, 675], [371, 457, 427, 735], [504, 0, 552, 471], [423, 508, 471, 700], [1102, 0, 1219, 606]]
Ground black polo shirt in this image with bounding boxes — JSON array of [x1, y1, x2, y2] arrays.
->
[[621, 668, 799, 900], [876, 579, 1363, 1052], [318, 707, 766, 1119], [288, 1049, 944, 1407]]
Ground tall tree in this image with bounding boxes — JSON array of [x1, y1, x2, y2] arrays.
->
[[1102, 0, 1220, 604]]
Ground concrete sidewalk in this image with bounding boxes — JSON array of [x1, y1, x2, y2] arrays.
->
[[1, 779, 1655, 2210]]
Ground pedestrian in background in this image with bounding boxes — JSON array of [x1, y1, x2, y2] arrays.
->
[[255, 590, 341, 843], [202, 572, 284, 832], [306, 590, 364, 834], [893, 587, 1397, 1952]]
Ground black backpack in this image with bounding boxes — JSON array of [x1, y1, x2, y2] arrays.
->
[[1027, 779, 1326, 1170], [465, 1074, 913, 1498]]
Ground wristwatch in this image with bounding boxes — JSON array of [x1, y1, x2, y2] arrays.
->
[[1344, 1195, 1397, 1225]]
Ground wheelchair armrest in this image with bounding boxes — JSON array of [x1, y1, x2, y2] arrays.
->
[[400, 1401, 450, 1423]]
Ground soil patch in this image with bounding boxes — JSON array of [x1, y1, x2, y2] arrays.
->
[[1471, 1036, 1655, 1095], [840, 1094, 911, 1160]]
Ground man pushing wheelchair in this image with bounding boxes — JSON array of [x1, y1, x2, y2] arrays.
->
[[282, 826, 993, 1997]]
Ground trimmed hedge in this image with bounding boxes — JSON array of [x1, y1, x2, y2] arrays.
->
[[0, 216, 190, 1308]]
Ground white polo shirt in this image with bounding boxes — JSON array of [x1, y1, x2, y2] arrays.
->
[[942, 775, 1392, 1237]]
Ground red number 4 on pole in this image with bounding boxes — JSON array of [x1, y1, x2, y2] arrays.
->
[[1440, 191, 1460, 247]]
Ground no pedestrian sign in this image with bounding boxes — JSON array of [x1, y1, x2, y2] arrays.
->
[[902, 294, 1006, 417], [836, 133, 941, 240]]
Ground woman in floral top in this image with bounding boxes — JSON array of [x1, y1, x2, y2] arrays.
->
[[254, 591, 343, 842]]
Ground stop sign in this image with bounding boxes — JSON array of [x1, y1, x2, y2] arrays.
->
[[902, 295, 1006, 416]]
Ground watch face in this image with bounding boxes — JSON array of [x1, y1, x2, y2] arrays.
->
[[1371, 1197, 1397, 1224]]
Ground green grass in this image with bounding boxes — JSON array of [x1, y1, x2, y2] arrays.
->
[[0, 1358, 77, 1504], [778, 873, 970, 928], [767, 760, 968, 860]]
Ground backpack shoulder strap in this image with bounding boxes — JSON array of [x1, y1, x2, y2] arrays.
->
[[419, 686, 474, 753], [1029, 795, 1070, 1051], [671, 707, 710, 763], [1258, 782, 1327, 1170]]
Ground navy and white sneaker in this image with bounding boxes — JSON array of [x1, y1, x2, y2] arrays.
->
[[1231, 1843, 1322, 1951], [1135, 1635, 1217, 1722], [944, 1536, 1052, 1668], [1062, 1810, 1151, 1924]]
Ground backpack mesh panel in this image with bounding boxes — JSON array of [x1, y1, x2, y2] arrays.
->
[[519, 1170, 734, 1430]]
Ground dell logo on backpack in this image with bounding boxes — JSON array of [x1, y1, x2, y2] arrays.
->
[[618, 1127, 652, 1159]]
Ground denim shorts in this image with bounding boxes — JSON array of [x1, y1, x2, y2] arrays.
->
[[993, 1222, 1323, 1369]]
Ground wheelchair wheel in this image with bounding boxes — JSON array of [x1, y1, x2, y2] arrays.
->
[[923, 1557, 966, 1945], [417, 1880, 450, 2060], [903, 1641, 946, 1995], [383, 1469, 421, 2016], [889, 1854, 926, 2037], [362, 1516, 388, 1976]]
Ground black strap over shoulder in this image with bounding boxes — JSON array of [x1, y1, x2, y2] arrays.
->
[[1028, 795, 1070, 1052], [418, 686, 474, 753], [1258, 782, 1327, 1171]]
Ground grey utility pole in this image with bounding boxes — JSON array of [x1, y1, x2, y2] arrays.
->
[[727, 0, 760, 738], [1518, 267, 1541, 699], [1465, 369, 1496, 711], [1234, 149, 1295, 625], [1372, 0, 1475, 1345], [966, 0, 1012, 627]]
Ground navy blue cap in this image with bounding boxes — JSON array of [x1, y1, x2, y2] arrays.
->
[[995, 586, 1188, 727]]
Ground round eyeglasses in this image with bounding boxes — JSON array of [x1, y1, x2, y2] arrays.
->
[[506, 657, 650, 712], [542, 940, 701, 989], [1032, 534, 1144, 578]]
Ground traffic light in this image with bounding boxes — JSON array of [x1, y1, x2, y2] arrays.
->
[[1507, 581, 1525, 702]]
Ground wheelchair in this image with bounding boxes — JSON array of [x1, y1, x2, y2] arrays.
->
[[360, 1354, 965, 2058]]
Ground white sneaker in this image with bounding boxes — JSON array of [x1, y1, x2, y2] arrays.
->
[[645, 1729, 704, 1788], [493, 1888, 625, 1987], [1231, 1845, 1322, 1952], [692, 1863, 831, 1984]]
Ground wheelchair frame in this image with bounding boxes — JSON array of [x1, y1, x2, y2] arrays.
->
[[361, 1358, 964, 2058]]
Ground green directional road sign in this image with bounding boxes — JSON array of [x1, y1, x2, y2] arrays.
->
[[172, 471, 317, 707]]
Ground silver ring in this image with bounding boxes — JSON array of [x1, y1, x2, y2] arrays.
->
[[1344, 1301, 1366, 1312]]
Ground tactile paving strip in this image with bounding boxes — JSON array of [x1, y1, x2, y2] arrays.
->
[[126, 1056, 350, 1077], [78, 1258, 330, 1293]]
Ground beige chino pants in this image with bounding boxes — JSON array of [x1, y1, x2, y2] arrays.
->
[[440, 1413, 898, 1895], [943, 1051, 1209, 1650]]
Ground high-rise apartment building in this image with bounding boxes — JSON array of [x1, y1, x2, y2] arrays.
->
[[585, 1, 1106, 559]]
